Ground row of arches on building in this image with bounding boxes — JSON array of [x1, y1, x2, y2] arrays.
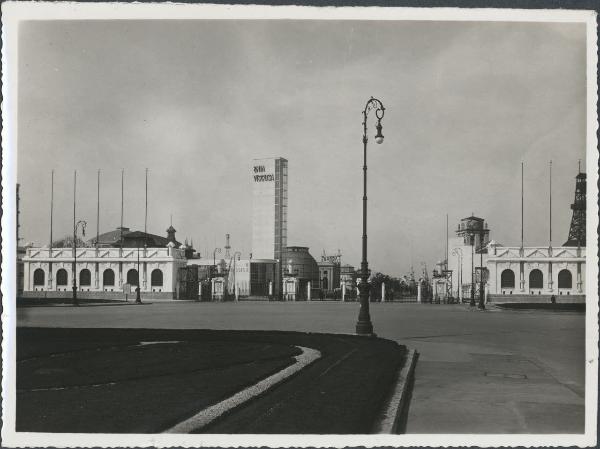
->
[[33, 268, 163, 287], [500, 268, 573, 289]]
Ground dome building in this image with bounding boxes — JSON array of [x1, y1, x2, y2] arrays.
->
[[282, 246, 319, 300]]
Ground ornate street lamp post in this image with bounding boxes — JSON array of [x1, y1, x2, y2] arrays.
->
[[233, 251, 242, 301], [356, 97, 385, 336], [211, 247, 221, 301], [72, 220, 87, 306], [470, 234, 476, 307], [136, 242, 142, 303], [452, 248, 463, 302], [478, 230, 486, 310]]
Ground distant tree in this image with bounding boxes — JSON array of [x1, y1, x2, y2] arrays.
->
[[369, 272, 393, 300], [52, 235, 89, 248]]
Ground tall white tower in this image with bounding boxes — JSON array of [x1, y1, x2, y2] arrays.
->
[[251, 157, 288, 261]]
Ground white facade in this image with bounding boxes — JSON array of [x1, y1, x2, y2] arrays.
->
[[487, 245, 586, 298], [22, 245, 187, 298]]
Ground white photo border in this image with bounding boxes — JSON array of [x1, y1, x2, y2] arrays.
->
[[1, 2, 598, 447]]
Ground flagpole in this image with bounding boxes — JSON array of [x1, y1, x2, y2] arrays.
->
[[96, 169, 100, 248], [72, 170, 78, 306], [145, 168, 148, 240], [50, 170, 54, 254], [137, 168, 147, 304], [549, 160, 552, 249], [73, 170, 76, 250], [521, 162, 524, 251], [120, 169, 124, 290], [520, 162, 524, 291], [446, 213, 448, 267], [120, 169, 124, 251]]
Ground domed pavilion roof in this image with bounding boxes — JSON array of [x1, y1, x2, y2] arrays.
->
[[284, 246, 319, 283]]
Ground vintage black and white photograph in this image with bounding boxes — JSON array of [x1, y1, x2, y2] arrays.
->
[[1, 3, 598, 447]]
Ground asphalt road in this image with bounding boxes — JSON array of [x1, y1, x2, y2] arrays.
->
[[16, 301, 586, 433]]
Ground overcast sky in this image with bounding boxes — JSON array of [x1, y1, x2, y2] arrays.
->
[[17, 19, 587, 275]]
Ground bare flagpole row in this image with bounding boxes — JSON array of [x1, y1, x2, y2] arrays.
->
[[44, 168, 153, 305]]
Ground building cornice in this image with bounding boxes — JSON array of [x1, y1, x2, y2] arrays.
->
[[487, 257, 585, 263]]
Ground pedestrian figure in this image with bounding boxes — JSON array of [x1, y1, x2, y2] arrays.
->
[[551, 295, 556, 304]]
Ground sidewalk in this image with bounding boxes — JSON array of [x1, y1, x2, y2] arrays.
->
[[398, 307, 585, 433]]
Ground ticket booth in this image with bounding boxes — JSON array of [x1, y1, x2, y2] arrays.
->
[[283, 277, 297, 301], [211, 277, 225, 301]]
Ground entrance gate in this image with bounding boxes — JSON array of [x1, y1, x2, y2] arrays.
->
[[178, 266, 199, 300]]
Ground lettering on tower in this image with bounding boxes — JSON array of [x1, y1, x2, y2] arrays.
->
[[253, 165, 274, 182]]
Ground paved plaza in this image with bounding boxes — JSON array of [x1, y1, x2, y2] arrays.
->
[[16, 301, 585, 433]]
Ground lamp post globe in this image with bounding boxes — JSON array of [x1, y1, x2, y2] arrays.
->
[[375, 122, 384, 144], [478, 232, 486, 310]]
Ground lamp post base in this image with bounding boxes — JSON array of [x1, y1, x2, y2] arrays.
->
[[356, 277, 374, 336], [72, 286, 79, 307], [355, 320, 374, 336]]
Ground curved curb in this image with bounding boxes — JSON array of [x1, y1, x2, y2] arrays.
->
[[163, 346, 321, 433], [373, 348, 419, 434]]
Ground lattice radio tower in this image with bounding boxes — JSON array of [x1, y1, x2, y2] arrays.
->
[[565, 161, 586, 247], [225, 233, 231, 258]]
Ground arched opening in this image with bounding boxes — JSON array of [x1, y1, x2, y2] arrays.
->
[[127, 269, 139, 286], [529, 269, 543, 289], [103, 269, 115, 286], [500, 269, 515, 288], [151, 269, 163, 287], [56, 269, 68, 286], [79, 269, 91, 286], [33, 268, 45, 286], [558, 269, 572, 289]]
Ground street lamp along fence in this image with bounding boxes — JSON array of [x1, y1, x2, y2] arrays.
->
[[355, 97, 385, 337], [72, 220, 87, 306], [451, 247, 463, 302], [233, 251, 242, 301], [477, 237, 486, 310], [470, 234, 476, 307], [211, 247, 222, 301], [135, 242, 142, 304]]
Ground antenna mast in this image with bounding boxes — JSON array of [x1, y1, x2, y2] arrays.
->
[[225, 233, 231, 258]]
